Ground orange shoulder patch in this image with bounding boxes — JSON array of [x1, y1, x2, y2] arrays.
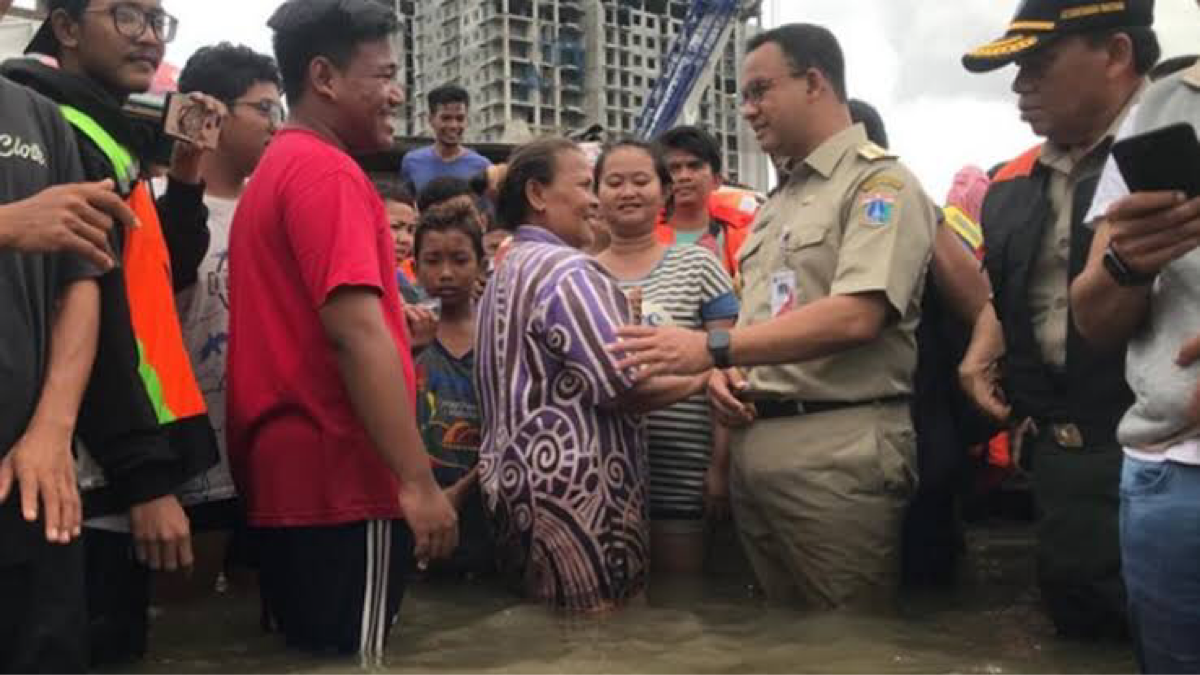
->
[[993, 145, 1042, 183]]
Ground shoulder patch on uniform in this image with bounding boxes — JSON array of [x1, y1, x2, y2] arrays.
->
[[861, 192, 898, 227], [860, 173, 906, 194], [857, 142, 896, 162]]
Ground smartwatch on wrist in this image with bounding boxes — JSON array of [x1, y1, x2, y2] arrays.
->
[[1102, 243, 1157, 287], [707, 329, 732, 369]]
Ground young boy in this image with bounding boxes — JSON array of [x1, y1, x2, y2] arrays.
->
[[374, 179, 418, 283], [172, 42, 283, 588], [412, 204, 492, 578]]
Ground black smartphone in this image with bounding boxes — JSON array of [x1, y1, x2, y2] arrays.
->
[[1111, 123, 1200, 199]]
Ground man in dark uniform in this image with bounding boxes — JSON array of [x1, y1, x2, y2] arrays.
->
[[960, 0, 1160, 639]]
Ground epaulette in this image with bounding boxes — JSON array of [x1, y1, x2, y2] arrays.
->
[[857, 142, 896, 162]]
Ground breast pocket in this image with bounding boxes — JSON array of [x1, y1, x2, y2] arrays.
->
[[779, 218, 837, 301], [782, 221, 832, 266]]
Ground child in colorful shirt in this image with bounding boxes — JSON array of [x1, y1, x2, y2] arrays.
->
[[413, 201, 492, 577]]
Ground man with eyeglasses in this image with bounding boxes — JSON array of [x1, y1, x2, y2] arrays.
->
[[0, 0, 224, 666], [612, 23, 937, 609], [165, 41, 283, 602]]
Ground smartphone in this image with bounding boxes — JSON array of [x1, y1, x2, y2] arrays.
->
[[418, 297, 442, 321], [1111, 123, 1200, 199], [625, 287, 644, 325], [163, 92, 222, 151]]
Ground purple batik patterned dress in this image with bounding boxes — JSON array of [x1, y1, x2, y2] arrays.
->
[[475, 226, 648, 611]]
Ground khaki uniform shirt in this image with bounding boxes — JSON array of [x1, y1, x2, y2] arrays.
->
[[736, 124, 938, 401], [1029, 88, 1144, 368]]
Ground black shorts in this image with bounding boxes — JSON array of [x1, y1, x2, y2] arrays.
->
[[255, 520, 414, 659], [0, 500, 87, 673]]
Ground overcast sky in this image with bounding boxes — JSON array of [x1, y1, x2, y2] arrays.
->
[[152, 0, 1200, 197], [765, 0, 1200, 198]]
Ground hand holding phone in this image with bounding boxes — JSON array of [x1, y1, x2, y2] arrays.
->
[[1112, 123, 1200, 199], [164, 92, 226, 151], [1103, 189, 1200, 279]]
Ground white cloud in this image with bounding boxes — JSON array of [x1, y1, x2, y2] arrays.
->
[[165, 0, 276, 66]]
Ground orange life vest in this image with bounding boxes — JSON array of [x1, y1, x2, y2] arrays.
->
[[655, 187, 759, 276]]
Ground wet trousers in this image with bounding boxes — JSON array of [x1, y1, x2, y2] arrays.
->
[[730, 402, 916, 608]]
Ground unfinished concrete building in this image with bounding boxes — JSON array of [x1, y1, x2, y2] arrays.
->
[[392, 0, 768, 190]]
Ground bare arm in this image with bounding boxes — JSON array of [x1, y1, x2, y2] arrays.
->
[[1070, 222, 1152, 353], [319, 287, 458, 561], [618, 374, 708, 414], [611, 294, 889, 379], [703, 319, 735, 521], [0, 279, 99, 543], [932, 224, 992, 325], [1071, 192, 1200, 352], [958, 303, 1011, 423], [615, 319, 735, 414], [321, 288, 442, 481]]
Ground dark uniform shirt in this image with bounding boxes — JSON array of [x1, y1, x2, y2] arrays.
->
[[0, 75, 97, 565]]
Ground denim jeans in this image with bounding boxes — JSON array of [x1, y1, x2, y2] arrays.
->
[[1120, 456, 1200, 674]]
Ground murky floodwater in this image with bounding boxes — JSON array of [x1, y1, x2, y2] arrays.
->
[[123, 523, 1136, 674]]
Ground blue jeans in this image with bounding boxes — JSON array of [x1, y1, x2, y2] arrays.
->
[[1120, 456, 1200, 674]]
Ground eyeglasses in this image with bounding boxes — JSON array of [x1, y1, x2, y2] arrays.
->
[[739, 75, 790, 106], [230, 99, 286, 126], [84, 3, 179, 44]]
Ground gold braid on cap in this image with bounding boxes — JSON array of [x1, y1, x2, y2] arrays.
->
[[1061, 2, 1127, 20], [1008, 20, 1056, 31], [969, 35, 1040, 58]]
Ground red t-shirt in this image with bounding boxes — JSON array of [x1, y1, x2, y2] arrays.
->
[[227, 128, 414, 527]]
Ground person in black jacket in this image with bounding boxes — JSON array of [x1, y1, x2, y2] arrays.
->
[[960, 0, 1160, 639], [0, 23, 141, 668], [1, 0, 222, 666]]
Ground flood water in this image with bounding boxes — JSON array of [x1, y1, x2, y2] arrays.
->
[[125, 523, 1136, 674]]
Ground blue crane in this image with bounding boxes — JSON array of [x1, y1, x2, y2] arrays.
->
[[633, 0, 759, 139]]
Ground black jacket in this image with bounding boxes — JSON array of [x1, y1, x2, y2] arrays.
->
[[981, 145, 1133, 448], [1, 58, 217, 517]]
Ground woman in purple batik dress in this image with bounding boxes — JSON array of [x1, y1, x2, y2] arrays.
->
[[475, 138, 707, 612]]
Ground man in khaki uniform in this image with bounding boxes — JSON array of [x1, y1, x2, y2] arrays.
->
[[958, 0, 1159, 638], [614, 23, 937, 608]]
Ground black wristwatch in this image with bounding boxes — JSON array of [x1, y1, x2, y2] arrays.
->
[[707, 329, 732, 369], [1102, 243, 1157, 287]]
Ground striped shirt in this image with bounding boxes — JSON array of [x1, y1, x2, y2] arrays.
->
[[617, 245, 738, 519]]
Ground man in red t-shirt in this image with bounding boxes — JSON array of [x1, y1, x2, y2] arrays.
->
[[227, 0, 457, 658]]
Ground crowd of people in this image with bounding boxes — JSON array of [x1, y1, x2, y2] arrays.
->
[[2, 0, 1199, 672]]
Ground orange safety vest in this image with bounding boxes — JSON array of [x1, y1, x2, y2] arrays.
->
[[60, 105, 207, 425], [655, 187, 759, 276]]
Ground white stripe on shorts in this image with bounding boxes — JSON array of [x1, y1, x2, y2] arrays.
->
[[359, 520, 393, 662], [359, 521, 377, 658]]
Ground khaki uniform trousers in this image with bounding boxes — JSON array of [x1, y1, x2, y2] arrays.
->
[[730, 401, 917, 608]]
